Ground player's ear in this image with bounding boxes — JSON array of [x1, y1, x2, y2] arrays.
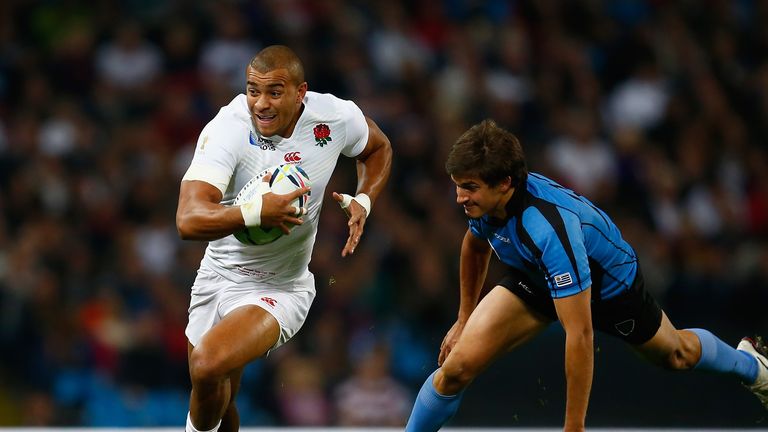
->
[[297, 82, 308, 102], [499, 176, 513, 192]]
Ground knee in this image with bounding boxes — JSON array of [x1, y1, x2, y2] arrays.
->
[[662, 348, 694, 370], [436, 355, 478, 394], [661, 334, 700, 371], [189, 344, 228, 383]]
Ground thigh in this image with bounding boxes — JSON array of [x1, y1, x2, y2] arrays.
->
[[442, 286, 550, 378], [188, 270, 315, 358], [189, 281, 313, 373], [221, 284, 315, 350], [193, 304, 281, 373]]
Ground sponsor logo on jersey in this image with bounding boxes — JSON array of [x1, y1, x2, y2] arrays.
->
[[234, 265, 276, 278], [313, 123, 332, 147], [249, 132, 276, 151], [554, 272, 573, 287], [260, 297, 277, 307], [493, 232, 511, 244], [284, 152, 302, 163]]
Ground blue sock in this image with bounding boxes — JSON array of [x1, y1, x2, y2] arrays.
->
[[690, 328, 758, 383], [405, 369, 464, 432]]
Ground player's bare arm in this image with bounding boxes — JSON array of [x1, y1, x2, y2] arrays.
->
[[332, 116, 392, 256], [176, 179, 308, 240], [553, 288, 594, 432], [176, 180, 244, 241], [439, 230, 492, 365]]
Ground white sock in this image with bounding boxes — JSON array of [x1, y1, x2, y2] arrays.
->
[[186, 412, 221, 432]]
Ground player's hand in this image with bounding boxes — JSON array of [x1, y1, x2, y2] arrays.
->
[[438, 320, 465, 366], [332, 192, 367, 257], [260, 174, 310, 234]]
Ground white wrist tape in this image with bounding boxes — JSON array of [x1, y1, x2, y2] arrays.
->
[[338, 192, 372, 216], [239, 182, 271, 226]]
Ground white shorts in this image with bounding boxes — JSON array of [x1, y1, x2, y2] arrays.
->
[[185, 265, 315, 350]]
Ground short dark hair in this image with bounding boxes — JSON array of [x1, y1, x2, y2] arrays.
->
[[445, 119, 528, 187], [248, 45, 305, 85]]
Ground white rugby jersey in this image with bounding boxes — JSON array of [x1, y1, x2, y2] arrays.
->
[[182, 91, 369, 288]]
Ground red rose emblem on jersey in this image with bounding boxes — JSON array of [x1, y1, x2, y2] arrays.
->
[[313, 123, 332, 147]]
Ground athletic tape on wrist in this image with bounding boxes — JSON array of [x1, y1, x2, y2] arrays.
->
[[338, 192, 372, 216], [354, 193, 371, 216], [240, 182, 271, 226]]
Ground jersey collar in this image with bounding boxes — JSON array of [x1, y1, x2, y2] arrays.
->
[[486, 181, 528, 226]]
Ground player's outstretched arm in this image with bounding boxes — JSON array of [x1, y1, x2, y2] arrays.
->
[[553, 288, 594, 432], [333, 116, 392, 257]]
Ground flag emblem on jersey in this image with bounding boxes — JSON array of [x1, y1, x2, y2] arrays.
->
[[313, 123, 332, 147], [554, 272, 573, 287]]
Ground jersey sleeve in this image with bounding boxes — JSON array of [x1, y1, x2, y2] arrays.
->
[[468, 217, 486, 239], [338, 99, 369, 158], [181, 120, 244, 195], [520, 206, 591, 298]]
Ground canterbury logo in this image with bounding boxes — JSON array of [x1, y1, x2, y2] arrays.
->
[[284, 152, 302, 163], [260, 297, 277, 307]]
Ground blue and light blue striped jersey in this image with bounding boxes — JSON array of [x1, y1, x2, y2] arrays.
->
[[469, 173, 637, 299]]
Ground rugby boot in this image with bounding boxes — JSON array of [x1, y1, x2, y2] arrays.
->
[[737, 336, 768, 410]]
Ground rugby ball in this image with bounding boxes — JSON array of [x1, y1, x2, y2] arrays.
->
[[233, 164, 311, 245]]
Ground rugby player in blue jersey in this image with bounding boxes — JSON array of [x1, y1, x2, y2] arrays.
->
[[405, 120, 768, 432]]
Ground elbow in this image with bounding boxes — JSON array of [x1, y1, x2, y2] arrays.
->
[[382, 138, 393, 167], [565, 325, 594, 343], [176, 213, 195, 240], [580, 326, 594, 340]]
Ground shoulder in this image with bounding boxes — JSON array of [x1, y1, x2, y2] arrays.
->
[[191, 94, 252, 159], [302, 91, 364, 123], [518, 185, 583, 244], [204, 94, 252, 138], [208, 94, 251, 130], [468, 216, 490, 237]]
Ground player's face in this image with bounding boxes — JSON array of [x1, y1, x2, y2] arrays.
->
[[451, 174, 512, 219], [246, 66, 308, 138]]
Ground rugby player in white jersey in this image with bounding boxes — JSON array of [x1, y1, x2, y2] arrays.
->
[[176, 45, 392, 432]]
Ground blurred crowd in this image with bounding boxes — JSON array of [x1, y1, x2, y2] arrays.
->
[[0, 0, 767, 427]]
